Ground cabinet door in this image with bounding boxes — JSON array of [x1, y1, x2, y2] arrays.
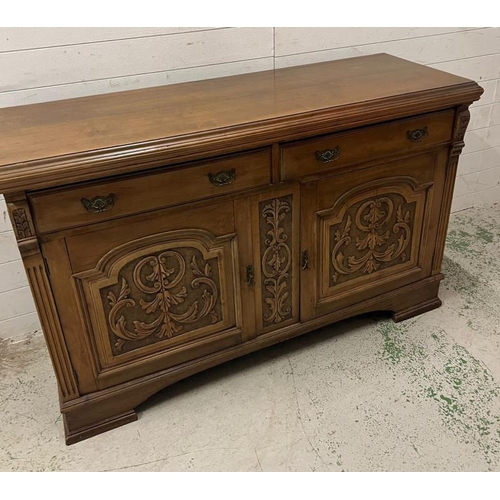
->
[[43, 201, 242, 390], [300, 151, 446, 321], [235, 183, 300, 338]]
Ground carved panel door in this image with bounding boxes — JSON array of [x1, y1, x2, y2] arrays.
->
[[300, 151, 447, 321], [43, 201, 242, 390], [235, 183, 300, 338]]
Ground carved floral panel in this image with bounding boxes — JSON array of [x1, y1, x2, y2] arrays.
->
[[329, 193, 416, 286], [259, 194, 293, 326], [12, 208, 33, 239], [100, 246, 223, 355]]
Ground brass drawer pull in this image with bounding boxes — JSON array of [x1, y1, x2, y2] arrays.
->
[[246, 264, 255, 287], [406, 126, 428, 142], [208, 168, 236, 186], [315, 146, 340, 164], [81, 194, 116, 213]]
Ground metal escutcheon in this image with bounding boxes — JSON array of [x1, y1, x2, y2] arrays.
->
[[246, 264, 255, 286], [208, 168, 236, 187], [81, 193, 116, 213], [406, 126, 428, 142], [315, 146, 341, 164], [301, 250, 310, 271]]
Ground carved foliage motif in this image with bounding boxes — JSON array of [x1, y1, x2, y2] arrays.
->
[[330, 194, 415, 285], [260, 195, 293, 325], [450, 107, 471, 156], [455, 112, 470, 141], [101, 247, 221, 354], [12, 208, 33, 239]]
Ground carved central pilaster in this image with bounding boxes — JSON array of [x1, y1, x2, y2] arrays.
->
[[259, 195, 293, 326]]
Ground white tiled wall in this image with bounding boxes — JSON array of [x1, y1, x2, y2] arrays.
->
[[1, 27, 499, 340]]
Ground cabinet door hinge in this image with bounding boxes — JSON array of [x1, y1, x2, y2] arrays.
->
[[43, 257, 50, 277]]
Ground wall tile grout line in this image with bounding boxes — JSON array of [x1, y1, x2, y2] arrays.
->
[[273, 27, 276, 71], [274, 27, 497, 59], [0, 27, 231, 55], [1, 26, 484, 57], [0, 283, 31, 296], [274, 51, 500, 69], [0, 55, 274, 95], [0, 310, 37, 324], [0, 257, 30, 266]]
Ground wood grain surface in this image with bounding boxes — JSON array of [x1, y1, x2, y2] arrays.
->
[[0, 54, 481, 193], [1, 53, 484, 444]]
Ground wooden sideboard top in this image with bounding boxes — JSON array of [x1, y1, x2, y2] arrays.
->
[[0, 53, 482, 193]]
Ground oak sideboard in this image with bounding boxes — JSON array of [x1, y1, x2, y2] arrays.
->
[[0, 54, 483, 444]]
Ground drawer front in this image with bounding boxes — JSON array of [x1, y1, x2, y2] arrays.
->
[[30, 149, 271, 233], [281, 110, 454, 180]]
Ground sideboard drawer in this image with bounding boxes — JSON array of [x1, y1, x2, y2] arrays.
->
[[281, 110, 454, 180], [30, 149, 271, 233]]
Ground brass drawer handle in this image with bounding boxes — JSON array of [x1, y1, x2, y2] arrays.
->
[[208, 168, 236, 186], [406, 126, 428, 142], [81, 194, 116, 213], [315, 146, 341, 164]]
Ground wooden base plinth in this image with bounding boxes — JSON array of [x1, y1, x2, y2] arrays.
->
[[392, 297, 442, 323], [64, 410, 137, 445], [60, 274, 443, 444]]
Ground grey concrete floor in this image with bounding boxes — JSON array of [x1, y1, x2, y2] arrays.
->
[[1, 202, 500, 472]]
